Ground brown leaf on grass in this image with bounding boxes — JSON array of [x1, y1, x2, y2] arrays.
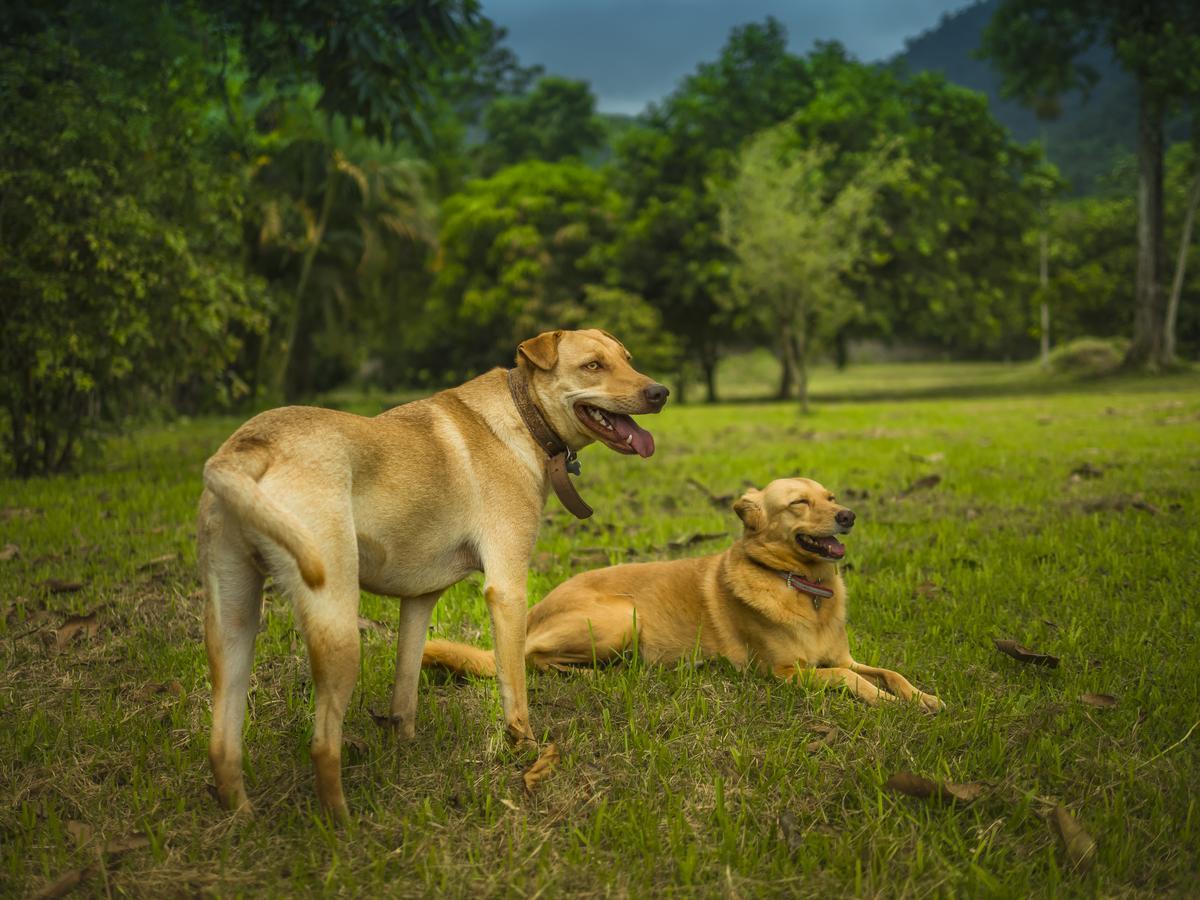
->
[[42, 578, 84, 594], [914, 581, 942, 599], [522, 742, 560, 793], [666, 531, 727, 551], [0, 543, 18, 561], [1130, 498, 1161, 515], [898, 474, 941, 497], [884, 772, 984, 804], [357, 616, 389, 635], [805, 724, 839, 753], [570, 548, 610, 568], [993, 638, 1060, 668], [1079, 692, 1117, 709], [30, 866, 94, 900], [66, 820, 93, 847], [1050, 805, 1096, 873], [54, 611, 100, 651], [1069, 462, 1103, 482], [102, 833, 150, 856], [137, 680, 185, 700], [686, 478, 735, 507], [777, 811, 803, 852], [137, 553, 178, 570]]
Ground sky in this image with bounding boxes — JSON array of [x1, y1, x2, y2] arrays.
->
[[480, 0, 978, 115]]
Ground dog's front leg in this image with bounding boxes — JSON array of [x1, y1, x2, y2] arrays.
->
[[849, 661, 945, 713], [775, 664, 897, 705], [389, 591, 441, 740], [483, 578, 536, 749]]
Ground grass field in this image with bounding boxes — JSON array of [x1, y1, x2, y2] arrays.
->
[[2, 364, 1199, 897]]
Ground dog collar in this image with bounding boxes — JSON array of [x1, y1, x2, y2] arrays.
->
[[778, 570, 834, 612], [506, 367, 593, 519]]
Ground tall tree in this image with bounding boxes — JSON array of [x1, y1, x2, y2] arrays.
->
[[479, 76, 605, 174], [981, 0, 1200, 369], [718, 130, 904, 412]]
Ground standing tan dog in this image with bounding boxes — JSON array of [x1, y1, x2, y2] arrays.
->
[[424, 477, 944, 712], [198, 329, 667, 820]]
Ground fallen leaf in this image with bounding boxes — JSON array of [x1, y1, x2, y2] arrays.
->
[[498, 797, 521, 812], [777, 811, 803, 852], [1130, 498, 1161, 515], [686, 478, 735, 507], [1050, 805, 1096, 873], [1069, 462, 1103, 482], [42, 578, 84, 594], [570, 548, 610, 568], [805, 724, 839, 753], [898, 474, 941, 497], [666, 531, 727, 551], [66, 820, 93, 847], [0, 543, 18, 561], [345, 735, 369, 757], [884, 772, 984, 804], [357, 616, 389, 634], [30, 866, 94, 900], [522, 742, 560, 793], [137, 553, 178, 569], [102, 833, 150, 856], [54, 611, 100, 651], [914, 581, 942, 599], [993, 638, 1060, 668], [137, 680, 186, 700], [1078, 693, 1117, 709]]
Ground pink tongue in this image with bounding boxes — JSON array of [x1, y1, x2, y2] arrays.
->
[[609, 414, 655, 458], [818, 536, 846, 559]]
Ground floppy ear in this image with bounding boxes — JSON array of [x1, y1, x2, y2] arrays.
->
[[517, 330, 563, 370], [733, 488, 765, 533]]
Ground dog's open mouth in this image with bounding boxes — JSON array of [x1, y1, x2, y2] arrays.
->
[[574, 403, 655, 457], [795, 533, 846, 560]]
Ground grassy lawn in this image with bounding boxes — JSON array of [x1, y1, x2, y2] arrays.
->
[[2, 365, 1199, 897]]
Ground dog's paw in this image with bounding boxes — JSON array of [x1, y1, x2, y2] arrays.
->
[[918, 692, 946, 714]]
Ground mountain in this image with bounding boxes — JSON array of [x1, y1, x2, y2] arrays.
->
[[893, 0, 1157, 194]]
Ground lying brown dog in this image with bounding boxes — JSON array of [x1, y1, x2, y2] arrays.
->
[[198, 329, 667, 819], [424, 477, 944, 713]]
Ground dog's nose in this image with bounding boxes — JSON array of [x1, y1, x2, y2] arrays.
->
[[643, 383, 669, 407], [836, 509, 855, 529]]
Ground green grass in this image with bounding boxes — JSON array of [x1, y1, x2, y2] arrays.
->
[[2, 364, 1199, 897]]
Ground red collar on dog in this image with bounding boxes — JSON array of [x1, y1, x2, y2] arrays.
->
[[506, 367, 593, 519], [777, 570, 834, 611]]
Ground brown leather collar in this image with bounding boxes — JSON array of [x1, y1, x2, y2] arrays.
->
[[507, 367, 593, 519], [747, 554, 835, 611]]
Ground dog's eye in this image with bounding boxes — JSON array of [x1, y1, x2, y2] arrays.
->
[[583, 361, 603, 371], [790, 499, 811, 508]]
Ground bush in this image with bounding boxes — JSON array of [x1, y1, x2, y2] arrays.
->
[[1047, 337, 1130, 377]]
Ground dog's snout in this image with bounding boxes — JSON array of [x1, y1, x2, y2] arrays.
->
[[643, 383, 669, 407], [835, 509, 855, 529]]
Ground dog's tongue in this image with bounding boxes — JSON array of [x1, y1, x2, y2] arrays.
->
[[817, 536, 846, 560], [609, 414, 655, 458]]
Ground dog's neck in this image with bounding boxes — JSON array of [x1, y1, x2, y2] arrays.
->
[[741, 546, 840, 612], [506, 367, 593, 519]]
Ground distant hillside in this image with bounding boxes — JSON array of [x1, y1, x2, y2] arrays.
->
[[893, 0, 1149, 194]]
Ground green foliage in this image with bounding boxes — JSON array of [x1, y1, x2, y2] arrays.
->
[[1046, 336, 1130, 375], [479, 76, 606, 174], [717, 130, 906, 408], [415, 160, 668, 382], [0, 19, 270, 476]]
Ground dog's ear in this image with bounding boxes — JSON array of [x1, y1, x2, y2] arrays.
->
[[733, 488, 765, 533], [517, 330, 563, 371]]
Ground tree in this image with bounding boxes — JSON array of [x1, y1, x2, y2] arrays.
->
[[718, 130, 904, 412], [981, 0, 1200, 369], [0, 19, 270, 475], [415, 161, 672, 382], [479, 76, 605, 174], [613, 19, 818, 402]]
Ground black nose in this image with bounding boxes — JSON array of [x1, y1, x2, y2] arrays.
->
[[643, 383, 669, 407], [836, 509, 855, 528]]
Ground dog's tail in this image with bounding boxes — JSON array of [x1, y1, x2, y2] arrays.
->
[[421, 639, 497, 677], [203, 452, 326, 589]]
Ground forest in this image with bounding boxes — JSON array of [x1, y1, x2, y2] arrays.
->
[[2, 0, 1198, 476]]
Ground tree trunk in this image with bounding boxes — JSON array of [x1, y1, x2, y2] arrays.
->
[[1125, 85, 1167, 370], [700, 341, 719, 403], [1165, 165, 1200, 363], [1039, 226, 1050, 369], [675, 366, 688, 405], [779, 321, 799, 403], [796, 321, 810, 416], [834, 327, 849, 370]]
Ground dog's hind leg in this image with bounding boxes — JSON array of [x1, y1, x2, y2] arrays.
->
[[388, 591, 441, 740], [201, 509, 264, 815], [524, 593, 637, 671]]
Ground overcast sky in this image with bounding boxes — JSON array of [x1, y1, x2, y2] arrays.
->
[[480, 0, 977, 115]]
